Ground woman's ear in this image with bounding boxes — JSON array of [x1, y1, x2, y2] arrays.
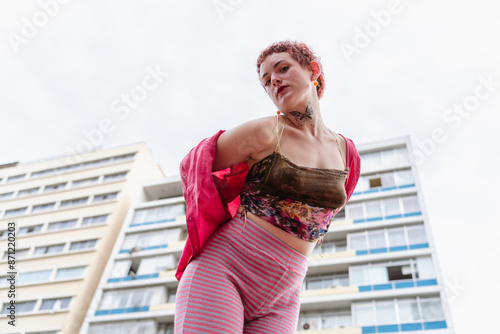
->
[[309, 61, 321, 81]]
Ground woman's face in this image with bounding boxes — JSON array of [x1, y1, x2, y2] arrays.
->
[[259, 52, 314, 111]]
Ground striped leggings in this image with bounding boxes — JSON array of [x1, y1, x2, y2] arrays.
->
[[174, 213, 308, 333]]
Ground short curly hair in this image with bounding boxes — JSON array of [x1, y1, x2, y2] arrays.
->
[[256, 40, 325, 99]]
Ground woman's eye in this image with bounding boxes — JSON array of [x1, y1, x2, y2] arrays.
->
[[264, 80, 270, 86], [280, 66, 289, 72]]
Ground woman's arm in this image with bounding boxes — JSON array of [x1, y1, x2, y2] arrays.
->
[[212, 116, 277, 172]]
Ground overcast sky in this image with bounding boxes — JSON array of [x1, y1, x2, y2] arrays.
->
[[1, 0, 499, 332]]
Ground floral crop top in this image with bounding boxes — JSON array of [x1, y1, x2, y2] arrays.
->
[[239, 115, 348, 243]]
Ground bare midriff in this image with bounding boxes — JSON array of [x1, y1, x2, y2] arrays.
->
[[236, 204, 317, 257]]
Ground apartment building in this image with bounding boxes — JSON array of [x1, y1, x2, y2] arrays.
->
[[296, 136, 455, 333], [0, 143, 165, 334], [80, 135, 454, 334]]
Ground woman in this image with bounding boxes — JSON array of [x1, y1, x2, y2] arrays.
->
[[174, 41, 361, 333]]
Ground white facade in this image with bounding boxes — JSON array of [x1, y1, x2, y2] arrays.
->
[[0, 143, 164, 334]]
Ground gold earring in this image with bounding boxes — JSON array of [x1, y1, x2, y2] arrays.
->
[[313, 81, 318, 86]]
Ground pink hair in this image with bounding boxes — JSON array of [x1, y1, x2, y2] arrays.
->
[[256, 41, 325, 99]]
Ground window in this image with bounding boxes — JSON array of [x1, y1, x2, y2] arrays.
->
[[34, 244, 65, 256], [103, 171, 127, 182], [349, 233, 368, 250], [346, 204, 364, 221], [72, 177, 98, 188], [122, 228, 182, 251], [44, 182, 66, 192], [383, 198, 401, 217], [7, 174, 26, 183], [82, 158, 110, 168], [415, 256, 435, 279], [376, 301, 397, 325], [89, 320, 156, 334], [402, 195, 420, 214], [40, 297, 71, 311], [18, 224, 43, 236], [367, 230, 386, 249], [31, 169, 56, 178], [353, 302, 375, 326], [395, 169, 414, 187], [48, 219, 78, 231], [388, 227, 406, 247], [82, 214, 108, 226], [55, 266, 86, 280], [18, 187, 40, 197], [131, 203, 185, 225], [304, 274, 349, 290], [3, 248, 29, 260], [60, 197, 88, 207], [137, 254, 176, 275], [350, 256, 435, 286], [365, 201, 382, 220], [407, 225, 427, 245], [112, 153, 135, 162], [93, 192, 118, 202], [398, 298, 420, 322], [0, 192, 14, 201], [1, 301, 36, 314], [19, 270, 52, 284], [4, 207, 27, 217], [32, 202, 56, 213], [70, 239, 97, 251], [98, 286, 166, 311], [111, 254, 176, 279]]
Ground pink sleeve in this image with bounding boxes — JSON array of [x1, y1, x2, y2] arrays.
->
[[338, 134, 361, 210]]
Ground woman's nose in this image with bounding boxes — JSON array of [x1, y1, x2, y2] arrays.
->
[[272, 77, 281, 86]]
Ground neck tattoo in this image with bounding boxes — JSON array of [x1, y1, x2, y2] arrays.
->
[[289, 101, 314, 127]]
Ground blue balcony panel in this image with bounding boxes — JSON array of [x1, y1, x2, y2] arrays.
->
[[356, 250, 369, 255], [398, 184, 415, 189], [400, 323, 422, 331], [365, 189, 379, 194], [362, 326, 376, 334], [143, 244, 168, 251], [424, 320, 447, 329], [136, 273, 160, 280], [416, 279, 437, 287], [369, 248, 388, 254], [382, 186, 397, 191], [377, 324, 399, 332], [366, 217, 383, 222], [409, 243, 429, 250], [386, 214, 402, 219], [354, 219, 365, 223], [395, 281, 415, 289], [403, 211, 422, 217], [359, 285, 372, 292], [373, 283, 392, 291], [389, 245, 408, 252]]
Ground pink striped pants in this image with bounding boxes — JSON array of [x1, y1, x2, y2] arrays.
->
[[174, 213, 308, 333]]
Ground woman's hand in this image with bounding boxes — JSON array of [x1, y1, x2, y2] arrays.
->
[[212, 116, 277, 172]]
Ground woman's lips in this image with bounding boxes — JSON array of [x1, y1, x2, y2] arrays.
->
[[277, 86, 288, 96]]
